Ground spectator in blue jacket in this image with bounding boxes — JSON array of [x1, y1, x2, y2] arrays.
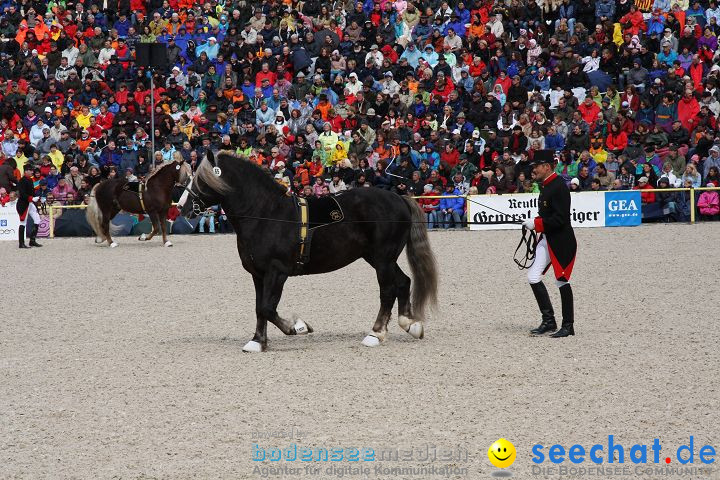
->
[[545, 126, 566, 151], [556, 0, 576, 36], [420, 146, 441, 170], [454, 2, 471, 25], [595, 0, 615, 22], [412, 17, 433, 44], [98, 142, 122, 169], [439, 183, 465, 229], [532, 68, 551, 91], [113, 14, 131, 37]]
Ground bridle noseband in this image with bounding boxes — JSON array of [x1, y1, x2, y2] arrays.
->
[[180, 176, 207, 216]]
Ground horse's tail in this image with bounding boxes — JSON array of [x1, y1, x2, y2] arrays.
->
[[402, 196, 438, 321], [86, 184, 104, 240]]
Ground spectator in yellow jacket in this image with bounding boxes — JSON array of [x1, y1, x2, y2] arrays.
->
[[48, 144, 65, 170], [330, 142, 348, 166]]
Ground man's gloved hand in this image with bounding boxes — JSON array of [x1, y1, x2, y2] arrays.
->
[[32, 196, 39, 203], [523, 217, 535, 230]]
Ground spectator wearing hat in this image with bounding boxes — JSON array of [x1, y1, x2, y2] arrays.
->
[[447, 111, 470, 137], [704, 146, 720, 178], [566, 177, 580, 191], [451, 153, 478, 181], [418, 184, 441, 228], [634, 176, 657, 205]]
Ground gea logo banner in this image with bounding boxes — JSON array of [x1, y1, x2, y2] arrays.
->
[[468, 191, 642, 231], [605, 191, 642, 226]]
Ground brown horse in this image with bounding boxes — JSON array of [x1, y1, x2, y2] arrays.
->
[[86, 153, 191, 248]]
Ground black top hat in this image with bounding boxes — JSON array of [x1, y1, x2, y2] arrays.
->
[[530, 149, 557, 166]]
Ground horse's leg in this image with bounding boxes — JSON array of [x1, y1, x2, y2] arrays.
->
[[104, 208, 118, 248], [95, 211, 107, 244], [243, 274, 267, 353], [142, 213, 160, 241], [268, 296, 314, 337], [159, 210, 172, 247], [243, 269, 308, 352], [395, 263, 424, 339], [362, 263, 397, 347], [94, 208, 106, 244]]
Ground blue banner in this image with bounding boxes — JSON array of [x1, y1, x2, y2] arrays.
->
[[604, 191, 642, 227]]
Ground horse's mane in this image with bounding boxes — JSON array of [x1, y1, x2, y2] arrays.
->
[[196, 150, 287, 198], [145, 160, 177, 184], [145, 152, 189, 186]]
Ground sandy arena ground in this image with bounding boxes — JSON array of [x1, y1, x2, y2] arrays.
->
[[2, 225, 720, 479]]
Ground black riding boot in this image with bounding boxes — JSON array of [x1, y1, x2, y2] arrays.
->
[[551, 284, 574, 338], [29, 225, 42, 247], [530, 282, 557, 335], [18, 226, 29, 249]]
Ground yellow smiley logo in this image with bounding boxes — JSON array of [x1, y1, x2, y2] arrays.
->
[[488, 438, 516, 469]]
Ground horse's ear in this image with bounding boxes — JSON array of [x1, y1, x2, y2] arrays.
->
[[206, 150, 215, 166]]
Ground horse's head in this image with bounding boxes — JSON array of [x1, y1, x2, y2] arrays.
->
[[173, 152, 192, 185], [178, 150, 229, 217]]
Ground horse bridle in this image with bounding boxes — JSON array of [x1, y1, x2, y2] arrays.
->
[[179, 176, 207, 216]]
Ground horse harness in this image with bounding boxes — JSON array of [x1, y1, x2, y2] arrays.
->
[[292, 194, 345, 275], [138, 182, 148, 213], [120, 181, 148, 213]]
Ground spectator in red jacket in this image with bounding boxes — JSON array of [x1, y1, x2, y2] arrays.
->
[[440, 143, 460, 168], [606, 122, 628, 155], [255, 63, 277, 87], [677, 89, 700, 131], [578, 96, 601, 127], [634, 176, 656, 204], [418, 184, 441, 228]]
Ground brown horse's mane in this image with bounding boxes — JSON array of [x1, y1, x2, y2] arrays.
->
[[145, 160, 179, 186]]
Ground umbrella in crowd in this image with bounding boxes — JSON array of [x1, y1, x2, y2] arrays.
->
[[130, 218, 153, 236], [110, 213, 135, 236], [54, 210, 94, 237], [170, 216, 198, 234]]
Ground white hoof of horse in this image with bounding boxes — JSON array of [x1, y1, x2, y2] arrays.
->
[[398, 315, 412, 331], [164, 241, 173, 247], [110, 242, 118, 248], [362, 334, 381, 347], [139, 233, 147, 241], [95, 237, 104, 244], [242, 340, 263, 353], [294, 320, 309, 335], [408, 321, 424, 339]]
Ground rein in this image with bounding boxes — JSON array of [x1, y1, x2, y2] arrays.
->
[[180, 172, 538, 268], [513, 226, 538, 270], [463, 195, 538, 270]]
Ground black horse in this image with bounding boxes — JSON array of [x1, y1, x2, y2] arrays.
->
[[179, 151, 438, 352]]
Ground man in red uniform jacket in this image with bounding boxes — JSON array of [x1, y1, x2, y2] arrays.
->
[[522, 150, 577, 337], [16, 164, 42, 248]]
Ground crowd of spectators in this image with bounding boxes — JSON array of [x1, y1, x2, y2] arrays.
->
[[1, 0, 720, 230]]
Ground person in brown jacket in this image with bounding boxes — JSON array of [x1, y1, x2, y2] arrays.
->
[[0, 158, 18, 192]]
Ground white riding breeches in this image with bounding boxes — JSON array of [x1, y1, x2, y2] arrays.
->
[[20, 203, 40, 227], [527, 235, 569, 287]]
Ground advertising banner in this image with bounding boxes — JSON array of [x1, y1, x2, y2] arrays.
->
[[0, 204, 20, 241], [467, 191, 642, 230]]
